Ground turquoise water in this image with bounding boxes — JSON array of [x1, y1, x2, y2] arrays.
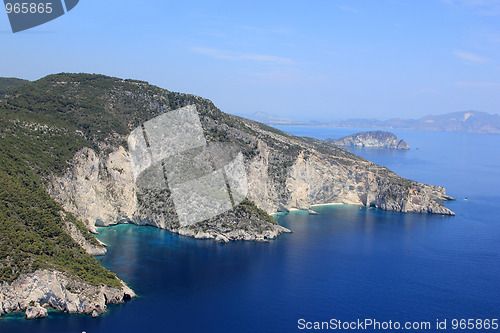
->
[[1, 128, 499, 332]]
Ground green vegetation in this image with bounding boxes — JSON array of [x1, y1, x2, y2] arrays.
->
[[0, 111, 89, 176], [2, 73, 202, 147], [0, 75, 140, 286], [0, 77, 29, 95], [235, 198, 277, 225], [298, 136, 366, 165], [67, 212, 101, 247], [0, 144, 120, 286]]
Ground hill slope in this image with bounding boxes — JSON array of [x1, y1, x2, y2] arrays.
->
[[0, 77, 30, 95]]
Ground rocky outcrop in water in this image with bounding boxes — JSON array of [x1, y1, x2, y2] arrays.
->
[[24, 303, 48, 319], [326, 131, 410, 149], [0, 270, 136, 319]]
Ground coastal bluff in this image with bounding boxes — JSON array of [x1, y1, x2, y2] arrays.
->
[[326, 131, 410, 149]]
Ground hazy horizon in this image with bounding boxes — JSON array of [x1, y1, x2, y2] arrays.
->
[[2, 0, 499, 121], [243, 109, 500, 121]]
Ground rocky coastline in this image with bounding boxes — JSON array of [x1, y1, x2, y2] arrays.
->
[[46, 119, 454, 246], [0, 269, 136, 320]]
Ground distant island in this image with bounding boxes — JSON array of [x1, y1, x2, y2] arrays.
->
[[248, 111, 500, 135], [326, 131, 409, 150]]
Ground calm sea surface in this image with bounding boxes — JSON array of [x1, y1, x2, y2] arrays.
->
[[2, 127, 499, 333]]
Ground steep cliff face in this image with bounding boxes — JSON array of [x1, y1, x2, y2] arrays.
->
[[285, 152, 452, 214], [48, 147, 137, 233], [0, 269, 136, 319], [47, 110, 453, 243], [48, 144, 290, 242], [327, 131, 410, 149], [242, 125, 452, 215]]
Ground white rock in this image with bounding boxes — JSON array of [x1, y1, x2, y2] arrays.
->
[[0, 270, 136, 319], [25, 304, 48, 319]]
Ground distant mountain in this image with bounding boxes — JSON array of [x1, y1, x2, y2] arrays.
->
[[384, 111, 500, 134], [247, 112, 317, 125], [326, 131, 410, 149], [252, 111, 500, 134]]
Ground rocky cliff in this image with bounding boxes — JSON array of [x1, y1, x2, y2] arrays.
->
[[0, 73, 454, 320], [326, 131, 410, 149], [0, 269, 136, 319], [47, 97, 454, 242]]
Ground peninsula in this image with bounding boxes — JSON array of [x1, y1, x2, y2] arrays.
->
[[0, 73, 454, 319]]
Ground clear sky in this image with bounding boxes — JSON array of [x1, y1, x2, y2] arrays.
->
[[1, 0, 499, 120]]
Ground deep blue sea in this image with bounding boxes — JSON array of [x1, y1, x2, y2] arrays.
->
[[2, 127, 499, 333]]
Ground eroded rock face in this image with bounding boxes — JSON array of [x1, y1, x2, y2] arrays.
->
[[278, 152, 454, 215], [47, 120, 453, 244], [0, 270, 136, 319], [48, 146, 137, 231], [327, 131, 410, 150], [48, 142, 293, 241]]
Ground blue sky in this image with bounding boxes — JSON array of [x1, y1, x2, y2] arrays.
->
[[1, 0, 499, 120]]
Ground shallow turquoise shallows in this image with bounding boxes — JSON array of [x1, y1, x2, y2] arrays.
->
[[2, 128, 499, 333]]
